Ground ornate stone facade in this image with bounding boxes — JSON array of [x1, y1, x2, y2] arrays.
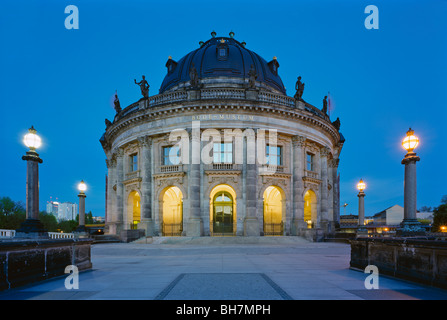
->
[[100, 34, 344, 240]]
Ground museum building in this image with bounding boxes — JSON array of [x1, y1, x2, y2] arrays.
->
[[100, 32, 345, 240]]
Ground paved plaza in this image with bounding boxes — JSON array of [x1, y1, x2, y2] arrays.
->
[[1, 237, 447, 300]]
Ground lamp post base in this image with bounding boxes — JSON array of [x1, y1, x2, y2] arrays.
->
[[396, 219, 426, 237], [15, 219, 49, 239]]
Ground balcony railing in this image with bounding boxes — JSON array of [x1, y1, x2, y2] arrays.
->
[[159, 164, 183, 173], [125, 170, 140, 180], [304, 170, 319, 179]]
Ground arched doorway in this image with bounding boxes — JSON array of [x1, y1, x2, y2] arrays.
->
[[128, 191, 141, 230], [304, 190, 317, 228], [263, 186, 284, 236], [162, 186, 183, 236], [209, 184, 237, 236]]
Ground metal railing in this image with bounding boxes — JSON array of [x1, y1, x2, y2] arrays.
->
[[162, 223, 183, 236], [210, 221, 237, 237], [264, 222, 284, 236]]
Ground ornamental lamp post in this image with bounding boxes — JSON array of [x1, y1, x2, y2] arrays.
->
[[356, 179, 367, 236], [76, 180, 87, 234], [399, 128, 425, 236], [15, 126, 48, 239]]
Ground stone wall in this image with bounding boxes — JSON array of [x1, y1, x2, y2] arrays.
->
[[350, 238, 447, 289], [0, 238, 92, 291]]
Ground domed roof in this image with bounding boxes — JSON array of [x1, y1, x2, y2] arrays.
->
[[159, 34, 286, 94]]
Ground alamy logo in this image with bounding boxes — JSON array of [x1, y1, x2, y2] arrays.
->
[[64, 265, 79, 290], [364, 265, 379, 289], [364, 5, 379, 30], [64, 5, 79, 30]]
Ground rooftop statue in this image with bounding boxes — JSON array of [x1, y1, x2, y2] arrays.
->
[[294, 76, 305, 100], [113, 91, 121, 113], [322, 96, 328, 114], [105, 118, 112, 128], [134, 75, 150, 98], [248, 64, 257, 89], [189, 62, 199, 88], [332, 117, 340, 131]]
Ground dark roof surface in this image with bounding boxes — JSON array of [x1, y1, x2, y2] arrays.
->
[[159, 36, 286, 94]]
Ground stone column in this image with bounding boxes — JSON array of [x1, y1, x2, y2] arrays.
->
[[186, 126, 203, 236], [319, 147, 330, 233], [75, 190, 87, 236], [398, 152, 424, 235], [16, 149, 48, 239], [138, 136, 154, 236], [358, 191, 365, 227], [330, 158, 340, 227], [291, 135, 306, 235], [244, 132, 259, 236], [115, 147, 124, 235]]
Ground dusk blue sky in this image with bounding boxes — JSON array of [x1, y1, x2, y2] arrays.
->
[[0, 0, 446, 218]]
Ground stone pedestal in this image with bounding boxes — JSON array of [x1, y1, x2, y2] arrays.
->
[[186, 218, 203, 237], [245, 89, 258, 100], [244, 217, 259, 236], [138, 219, 155, 236]]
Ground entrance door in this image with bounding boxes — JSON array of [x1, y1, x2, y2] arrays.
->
[[213, 192, 233, 234]]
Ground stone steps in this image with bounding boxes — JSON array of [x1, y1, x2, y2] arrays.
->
[[132, 236, 311, 245]]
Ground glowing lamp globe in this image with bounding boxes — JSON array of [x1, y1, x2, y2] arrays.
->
[[402, 128, 419, 153], [357, 179, 366, 192], [23, 126, 42, 150], [78, 180, 87, 193]]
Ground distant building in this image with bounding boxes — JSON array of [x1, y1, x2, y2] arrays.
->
[[57, 202, 78, 221], [339, 214, 374, 233], [93, 216, 105, 223], [373, 205, 404, 226], [46, 201, 59, 217]]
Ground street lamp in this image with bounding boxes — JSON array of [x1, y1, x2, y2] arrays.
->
[[76, 180, 87, 233], [16, 126, 48, 239], [357, 179, 367, 235], [399, 128, 424, 235]]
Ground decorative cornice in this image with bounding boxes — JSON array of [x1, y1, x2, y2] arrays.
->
[[103, 101, 341, 148]]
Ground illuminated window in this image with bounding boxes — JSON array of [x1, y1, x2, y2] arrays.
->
[[163, 146, 180, 165]]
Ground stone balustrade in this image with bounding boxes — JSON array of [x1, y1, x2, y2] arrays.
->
[[0, 229, 15, 238], [115, 88, 321, 121], [159, 164, 183, 173], [48, 232, 75, 239], [0, 230, 75, 240], [304, 170, 319, 179], [201, 88, 245, 100]]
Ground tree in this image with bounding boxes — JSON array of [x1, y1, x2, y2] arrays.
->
[[418, 206, 432, 212], [0, 197, 25, 229], [39, 211, 58, 232], [432, 195, 447, 232], [57, 220, 78, 233]]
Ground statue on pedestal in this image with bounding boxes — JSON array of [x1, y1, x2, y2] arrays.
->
[[105, 119, 112, 128], [134, 75, 150, 98], [294, 76, 305, 100], [113, 91, 121, 113], [332, 117, 340, 131], [322, 96, 328, 114]]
